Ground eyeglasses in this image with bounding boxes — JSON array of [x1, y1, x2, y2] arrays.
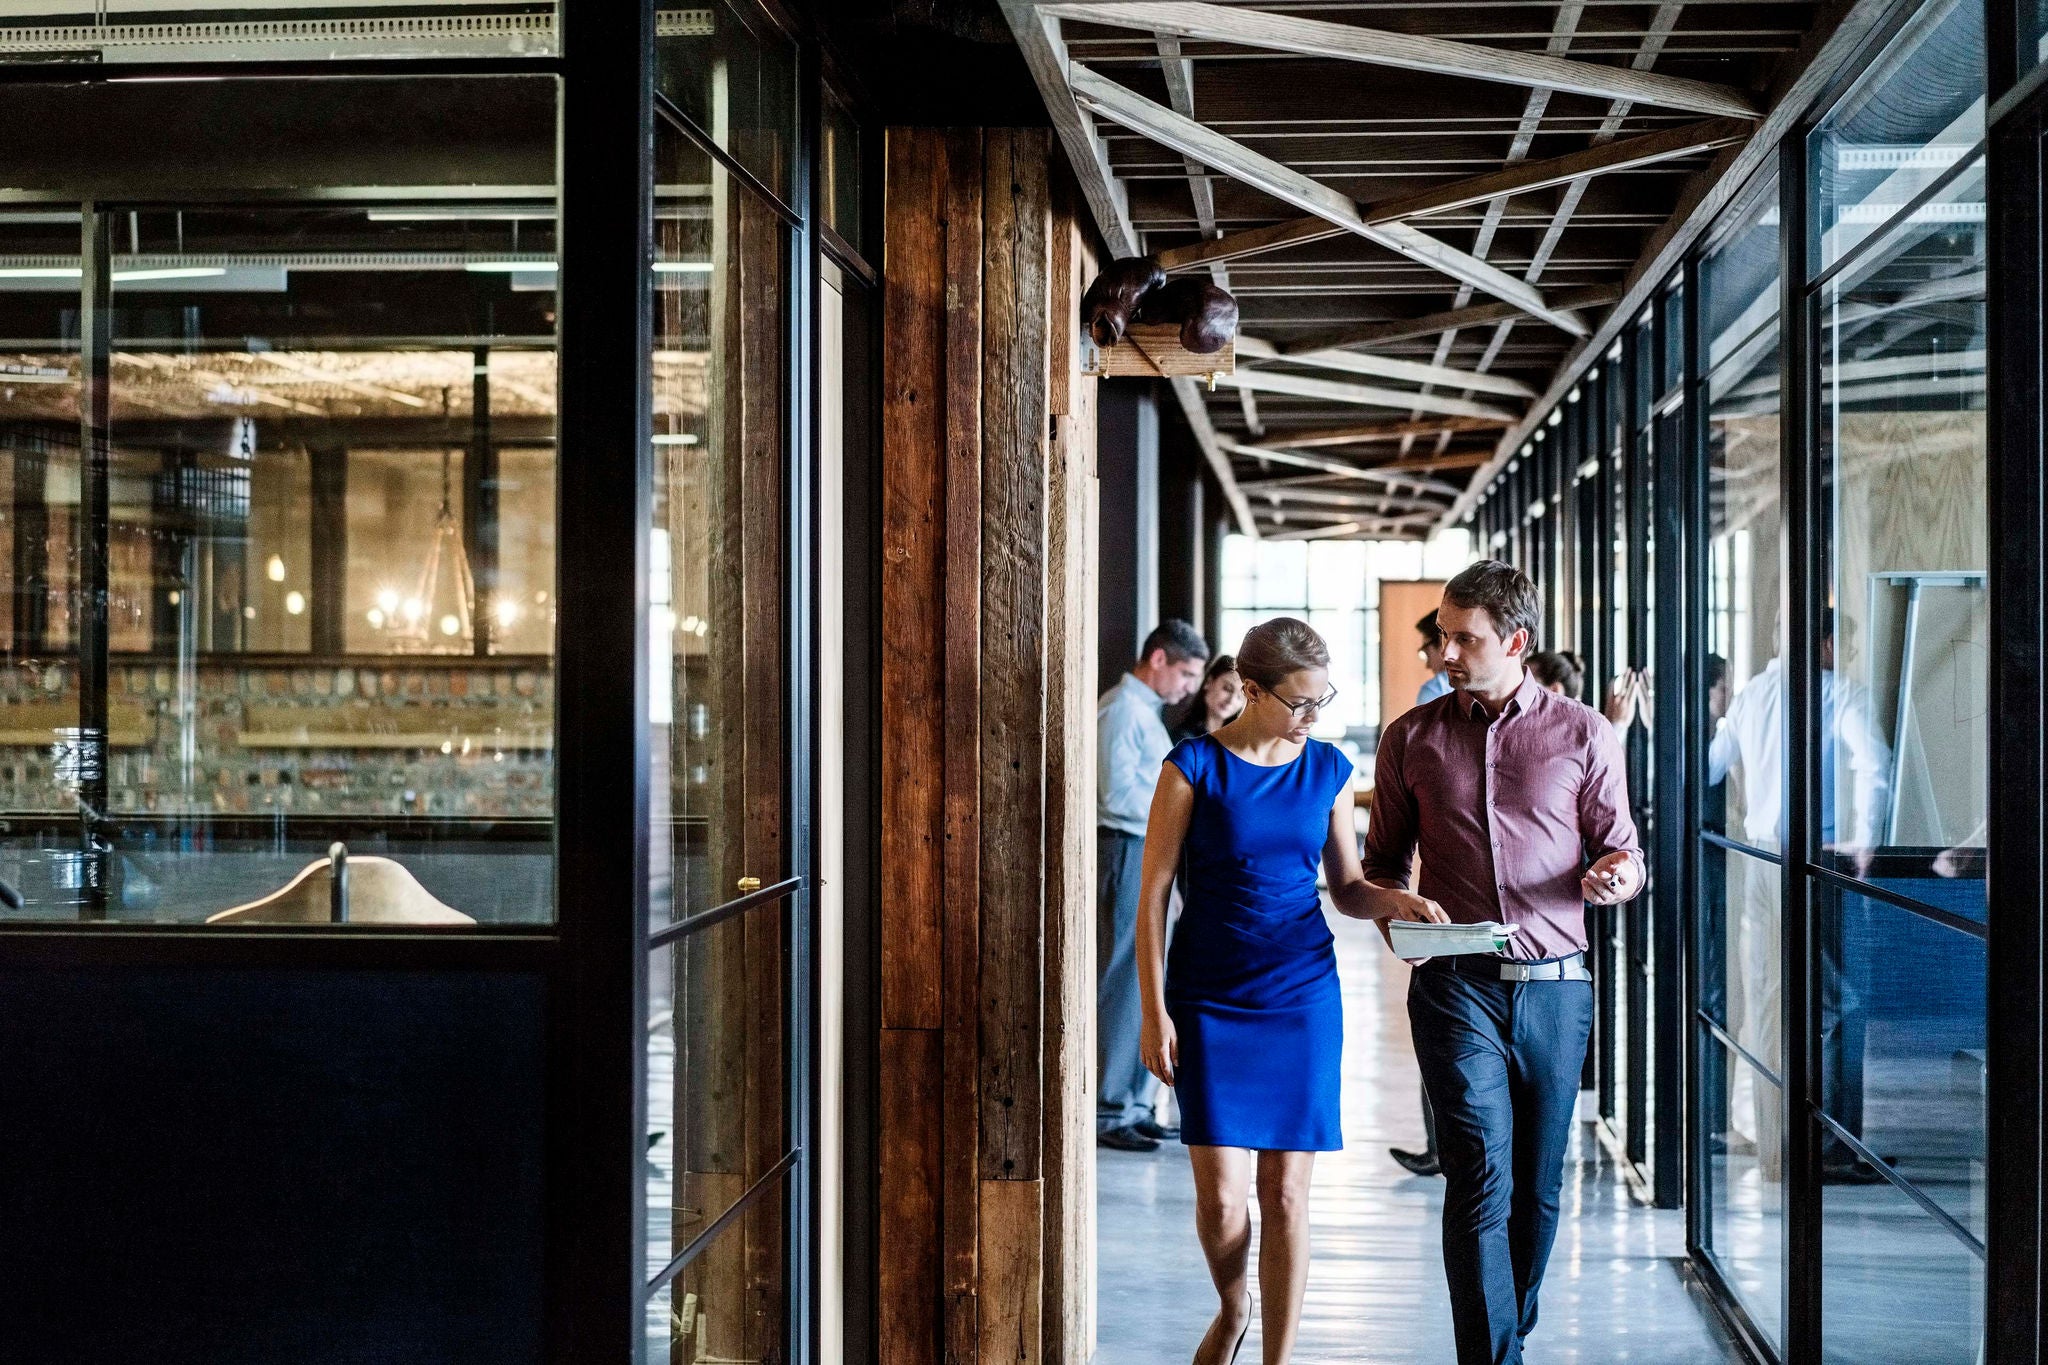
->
[[1269, 687, 1338, 718]]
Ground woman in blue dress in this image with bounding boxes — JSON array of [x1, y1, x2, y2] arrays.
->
[[1135, 617, 1446, 1364]]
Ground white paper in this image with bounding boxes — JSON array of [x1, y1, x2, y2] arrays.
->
[[1387, 920, 1520, 959]]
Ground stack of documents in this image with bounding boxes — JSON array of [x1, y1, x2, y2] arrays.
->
[[1388, 920, 1520, 959]]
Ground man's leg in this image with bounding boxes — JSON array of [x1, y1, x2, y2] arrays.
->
[[1505, 977, 1596, 1345], [1410, 965, 1519, 1365], [1095, 830, 1154, 1134]]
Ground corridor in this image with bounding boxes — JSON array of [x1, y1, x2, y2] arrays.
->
[[1098, 908, 1747, 1364]]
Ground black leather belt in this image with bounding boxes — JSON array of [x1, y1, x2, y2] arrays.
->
[[1442, 951, 1591, 983]]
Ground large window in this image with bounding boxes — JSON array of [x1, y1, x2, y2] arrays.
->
[[0, 74, 563, 924], [1217, 530, 1472, 743]]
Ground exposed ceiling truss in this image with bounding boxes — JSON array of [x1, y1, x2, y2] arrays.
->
[[1000, 0, 1835, 539]]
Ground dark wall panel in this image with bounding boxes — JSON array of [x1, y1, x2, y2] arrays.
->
[[0, 965, 546, 1364]]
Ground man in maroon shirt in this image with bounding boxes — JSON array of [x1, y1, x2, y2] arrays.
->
[[1362, 559, 1643, 1365]]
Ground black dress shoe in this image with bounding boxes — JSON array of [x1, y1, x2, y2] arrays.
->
[[1821, 1157, 1892, 1185], [1134, 1118, 1180, 1142], [1390, 1146, 1441, 1176], [1098, 1125, 1161, 1153]]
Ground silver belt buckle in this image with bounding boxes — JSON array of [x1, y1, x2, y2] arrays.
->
[[1499, 960, 1534, 983]]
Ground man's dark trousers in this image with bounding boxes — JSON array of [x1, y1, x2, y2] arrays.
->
[[1410, 959, 1594, 1365]]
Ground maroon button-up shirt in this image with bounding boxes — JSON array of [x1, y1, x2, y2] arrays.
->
[[1363, 670, 1642, 961]]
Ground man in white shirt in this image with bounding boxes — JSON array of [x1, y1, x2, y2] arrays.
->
[[1098, 620, 1209, 1151], [1707, 614, 1891, 1180]]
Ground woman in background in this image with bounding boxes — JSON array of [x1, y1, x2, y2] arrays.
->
[[1172, 653, 1244, 743]]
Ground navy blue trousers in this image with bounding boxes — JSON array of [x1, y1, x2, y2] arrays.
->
[[1409, 961, 1594, 1365]]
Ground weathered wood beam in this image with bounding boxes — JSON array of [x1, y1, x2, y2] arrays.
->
[[1283, 286, 1624, 354], [998, 2, 1139, 258], [1068, 64, 1589, 336], [1250, 416, 1511, 449], [1236, 334, 1536, 400], [1155, 217, 1347, 272], [1156, 120, 1744, 277], [1363, 117, 1751, 223], [1045, 2, 1760, 118], [1216, 367, 1520, 422]]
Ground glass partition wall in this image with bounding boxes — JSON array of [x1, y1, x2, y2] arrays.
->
[[1473, 0, 1996, 1356], [0, 5, 837, 1362]]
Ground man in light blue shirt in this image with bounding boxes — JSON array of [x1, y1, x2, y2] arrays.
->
[[1416, 609, 1452, 705], [1098, 619, 1209, 1151]]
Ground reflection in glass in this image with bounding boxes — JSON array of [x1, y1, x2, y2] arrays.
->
[[1699, 843, 1782, 1184], [1816, 881, 1984, 1237], [1808, 0, 1985, 275], [1822, 1173, 1982, 1363], [1701, 1039, 1783, 1349], [646, 116, 791, 1348], [1705, 322, 1783, 853], [658, 0, 799, 205], [1818, 160, 1987, 892], [0, 150, 562, 923], [822, 87, 863, 255], [1702, 172, 1780, 373]]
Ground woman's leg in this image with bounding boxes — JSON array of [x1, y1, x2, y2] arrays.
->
[[1253, 1149, 1317, 1365], [1187, 1144, 1256, 1364]]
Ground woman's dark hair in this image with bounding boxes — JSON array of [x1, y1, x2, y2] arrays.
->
[[1199, 653, 1238, 693], [1528, 650, 1585, 696], [1706, 653, 1730, 691], [1416, 609, 1442, 646], [1443, 559, 1541, 644], [1170, 653, 1243, 739], [1236, 617, 1329, 690]]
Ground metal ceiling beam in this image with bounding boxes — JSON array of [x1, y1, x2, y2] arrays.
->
[[1043, 2, 1761, 117], [999, 2, 1140, 258], [1245, 485, 1450, 513], [1282, 287, 1624, 353], [1223, 440, 1464, 497], [1236, 335, 1537, 399], [1068, 63, 1590, 336], [1170, 377, 1261, 536], [1248, 416, 1513, 448], [1216, 367, 1521, 422], [1442, 0, 1904, 527]]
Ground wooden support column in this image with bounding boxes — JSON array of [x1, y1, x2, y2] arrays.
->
[[879, 127, 1098, 1365]]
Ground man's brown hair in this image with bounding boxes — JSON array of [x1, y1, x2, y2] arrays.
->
[[1443, 559, 1540, 644]]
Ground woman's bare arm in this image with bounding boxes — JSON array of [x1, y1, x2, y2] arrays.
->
[[1136, 765, 1195, 1084], [1323, 792, 1450, 925]]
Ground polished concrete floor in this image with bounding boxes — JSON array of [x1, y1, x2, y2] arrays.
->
[[1097, 907, 1750, 1364]]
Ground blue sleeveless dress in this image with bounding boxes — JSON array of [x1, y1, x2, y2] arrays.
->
[[1165, 734, 1351, 1151]]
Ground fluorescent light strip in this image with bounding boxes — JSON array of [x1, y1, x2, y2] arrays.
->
[[0, 266, 232, 281], [466, 261, 715, 273], [652, 434, 701, 446], [113, 267, 228, 282]]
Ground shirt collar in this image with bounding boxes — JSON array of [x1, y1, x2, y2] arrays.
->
[[1121, 672, 1165, 711], [1461, 668, 1544, 721]]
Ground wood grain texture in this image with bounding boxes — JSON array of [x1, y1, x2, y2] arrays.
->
[[881, 128, 948, 1032], [977, 1178, 1045, 1365], [939, 126, 986, 1365], [1042, 171, 1099, 1363], [978, 127, 1051, 1184], [880, 1027, 944, 1365]]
